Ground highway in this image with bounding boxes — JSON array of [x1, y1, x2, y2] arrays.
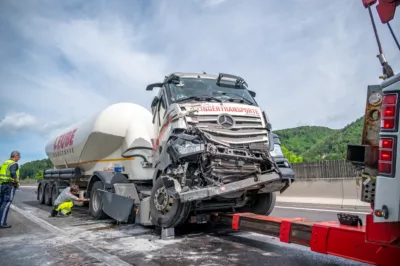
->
[[0, 187, 370, 266]]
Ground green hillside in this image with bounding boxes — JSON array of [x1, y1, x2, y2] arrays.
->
[[276, 117, 364, 162], [275, 126, 337, 155]]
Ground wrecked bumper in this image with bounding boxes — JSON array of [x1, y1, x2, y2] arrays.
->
[[279, 167, 295, 180], [162, 172, 283, 203]]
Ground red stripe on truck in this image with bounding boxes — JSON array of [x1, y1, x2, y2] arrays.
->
[[152, 115, 173, 152]]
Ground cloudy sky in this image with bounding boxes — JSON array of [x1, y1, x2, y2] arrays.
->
[[1, 0, 400, 164]]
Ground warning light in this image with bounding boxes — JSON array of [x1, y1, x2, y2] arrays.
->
[[374, 205, 389, 219], [380, 139, 393, 149], [380, 150, 392, 161], [383, 106, 395, 117], [383, 94, 397, 105], [381, 94, 398, 131], [379, 137, 395, 176]]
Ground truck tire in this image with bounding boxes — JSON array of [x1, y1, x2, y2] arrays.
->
[[236, 192, 276, 215], [44, 184, 53, 206], [149, 177, 191, 228], [89, 181, 108, 220], [38, 184, 45, 204], [51, 183, 59, 205]]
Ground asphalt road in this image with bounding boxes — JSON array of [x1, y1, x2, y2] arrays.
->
[[0, 187, 370, 266]]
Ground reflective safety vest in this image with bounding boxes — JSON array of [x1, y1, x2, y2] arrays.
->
[[0, 159, 20, 184]]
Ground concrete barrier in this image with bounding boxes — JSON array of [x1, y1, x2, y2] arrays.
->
[[19, 180, 38, 186], [277, 177, 370, 207]]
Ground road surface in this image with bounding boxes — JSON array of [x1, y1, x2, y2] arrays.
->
[[0, 186, 370, 266]]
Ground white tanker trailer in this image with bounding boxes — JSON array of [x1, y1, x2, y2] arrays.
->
[[37, 72, 295, 229]]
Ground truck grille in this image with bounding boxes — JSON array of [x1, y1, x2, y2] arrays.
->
[[187, 114, 269, 146]]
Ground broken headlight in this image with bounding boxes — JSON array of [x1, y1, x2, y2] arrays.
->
[[270, 144, 284, 157], [174, 142, 205, 155]]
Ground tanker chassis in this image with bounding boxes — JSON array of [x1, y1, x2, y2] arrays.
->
[[37, 72, 295, 228]]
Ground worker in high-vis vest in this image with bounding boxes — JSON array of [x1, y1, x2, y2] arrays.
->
[[50, 185, 89, 217], [0, 151, 21, 229]]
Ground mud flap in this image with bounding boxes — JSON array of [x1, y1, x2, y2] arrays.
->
[[97, 189, 135, 223]]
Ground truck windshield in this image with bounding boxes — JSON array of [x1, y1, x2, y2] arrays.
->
[[167, 78, 257, 105]]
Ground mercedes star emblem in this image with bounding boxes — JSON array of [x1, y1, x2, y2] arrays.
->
[[217, 114, 235, 128]]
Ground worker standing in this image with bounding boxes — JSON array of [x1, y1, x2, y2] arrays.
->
[[50, 185, 89, 217], [0, 151, 21, 229]]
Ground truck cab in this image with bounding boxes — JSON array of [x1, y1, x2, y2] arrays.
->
[[146, 72, 295, 228]]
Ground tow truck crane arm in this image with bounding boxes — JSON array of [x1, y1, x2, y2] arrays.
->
[[365, 0, 400, 24], [213, 1, 400, 265], [363, 0, 400, 79]]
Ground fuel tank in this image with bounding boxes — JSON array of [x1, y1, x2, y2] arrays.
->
[[45, 103, 155, 180]]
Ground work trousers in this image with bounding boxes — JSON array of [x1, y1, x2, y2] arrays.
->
[[51, 201, 74, 217], [0, 182, 16, 226]]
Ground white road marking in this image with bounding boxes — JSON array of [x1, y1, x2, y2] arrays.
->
[[10, 204, 131, 266], [274, 205, 370, 215]]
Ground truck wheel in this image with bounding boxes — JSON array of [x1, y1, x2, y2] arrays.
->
[[237, 192, 276, 215], [150, 177, 191, 228], [44, 184, 53, 206], [51, 184, 59, 205], [38, 184, 45, 204], [89, 181, 108, 220]]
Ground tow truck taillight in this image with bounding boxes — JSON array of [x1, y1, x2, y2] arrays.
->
[[381, 94, 398, 131], [378, 137, 396, 176], [378, 93, 398, 176]]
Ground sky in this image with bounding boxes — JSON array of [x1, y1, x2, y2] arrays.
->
[[0, 0, 400, 164]]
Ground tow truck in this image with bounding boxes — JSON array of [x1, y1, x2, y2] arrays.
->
[[210, 1, 400, 265]]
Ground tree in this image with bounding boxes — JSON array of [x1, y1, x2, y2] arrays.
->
[[19, 158, 53, 180], [281, 146, 303, 163], [34, 170, 44, 180]]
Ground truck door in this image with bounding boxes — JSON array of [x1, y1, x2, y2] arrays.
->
[[152, 92, 168, 161], [157, 93, 167, 131]]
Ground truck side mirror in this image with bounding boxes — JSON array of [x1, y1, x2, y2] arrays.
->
[[151, 96, 159, 114], [146, 83, 163, 91], [151, 96, 159, 107], [249, 90, 256, 97]]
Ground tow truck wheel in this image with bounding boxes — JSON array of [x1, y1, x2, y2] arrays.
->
[[89, 181, 108, 220], [150, 177, 191, 228], [237, 192, 276, 215]]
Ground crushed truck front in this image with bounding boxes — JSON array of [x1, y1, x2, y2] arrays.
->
[[146, 72, 295, 228]]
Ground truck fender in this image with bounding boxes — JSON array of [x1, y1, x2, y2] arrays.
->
[[87, 171, 129, 197], [151, 142, 173, 184]]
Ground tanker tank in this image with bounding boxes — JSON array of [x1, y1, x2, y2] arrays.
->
[[45, 102, 155, 180]]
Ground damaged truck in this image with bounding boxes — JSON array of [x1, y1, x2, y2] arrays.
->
[[37, 72, 295, 228]]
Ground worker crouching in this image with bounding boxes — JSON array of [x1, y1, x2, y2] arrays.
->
[[51, 185, 89, 217]]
